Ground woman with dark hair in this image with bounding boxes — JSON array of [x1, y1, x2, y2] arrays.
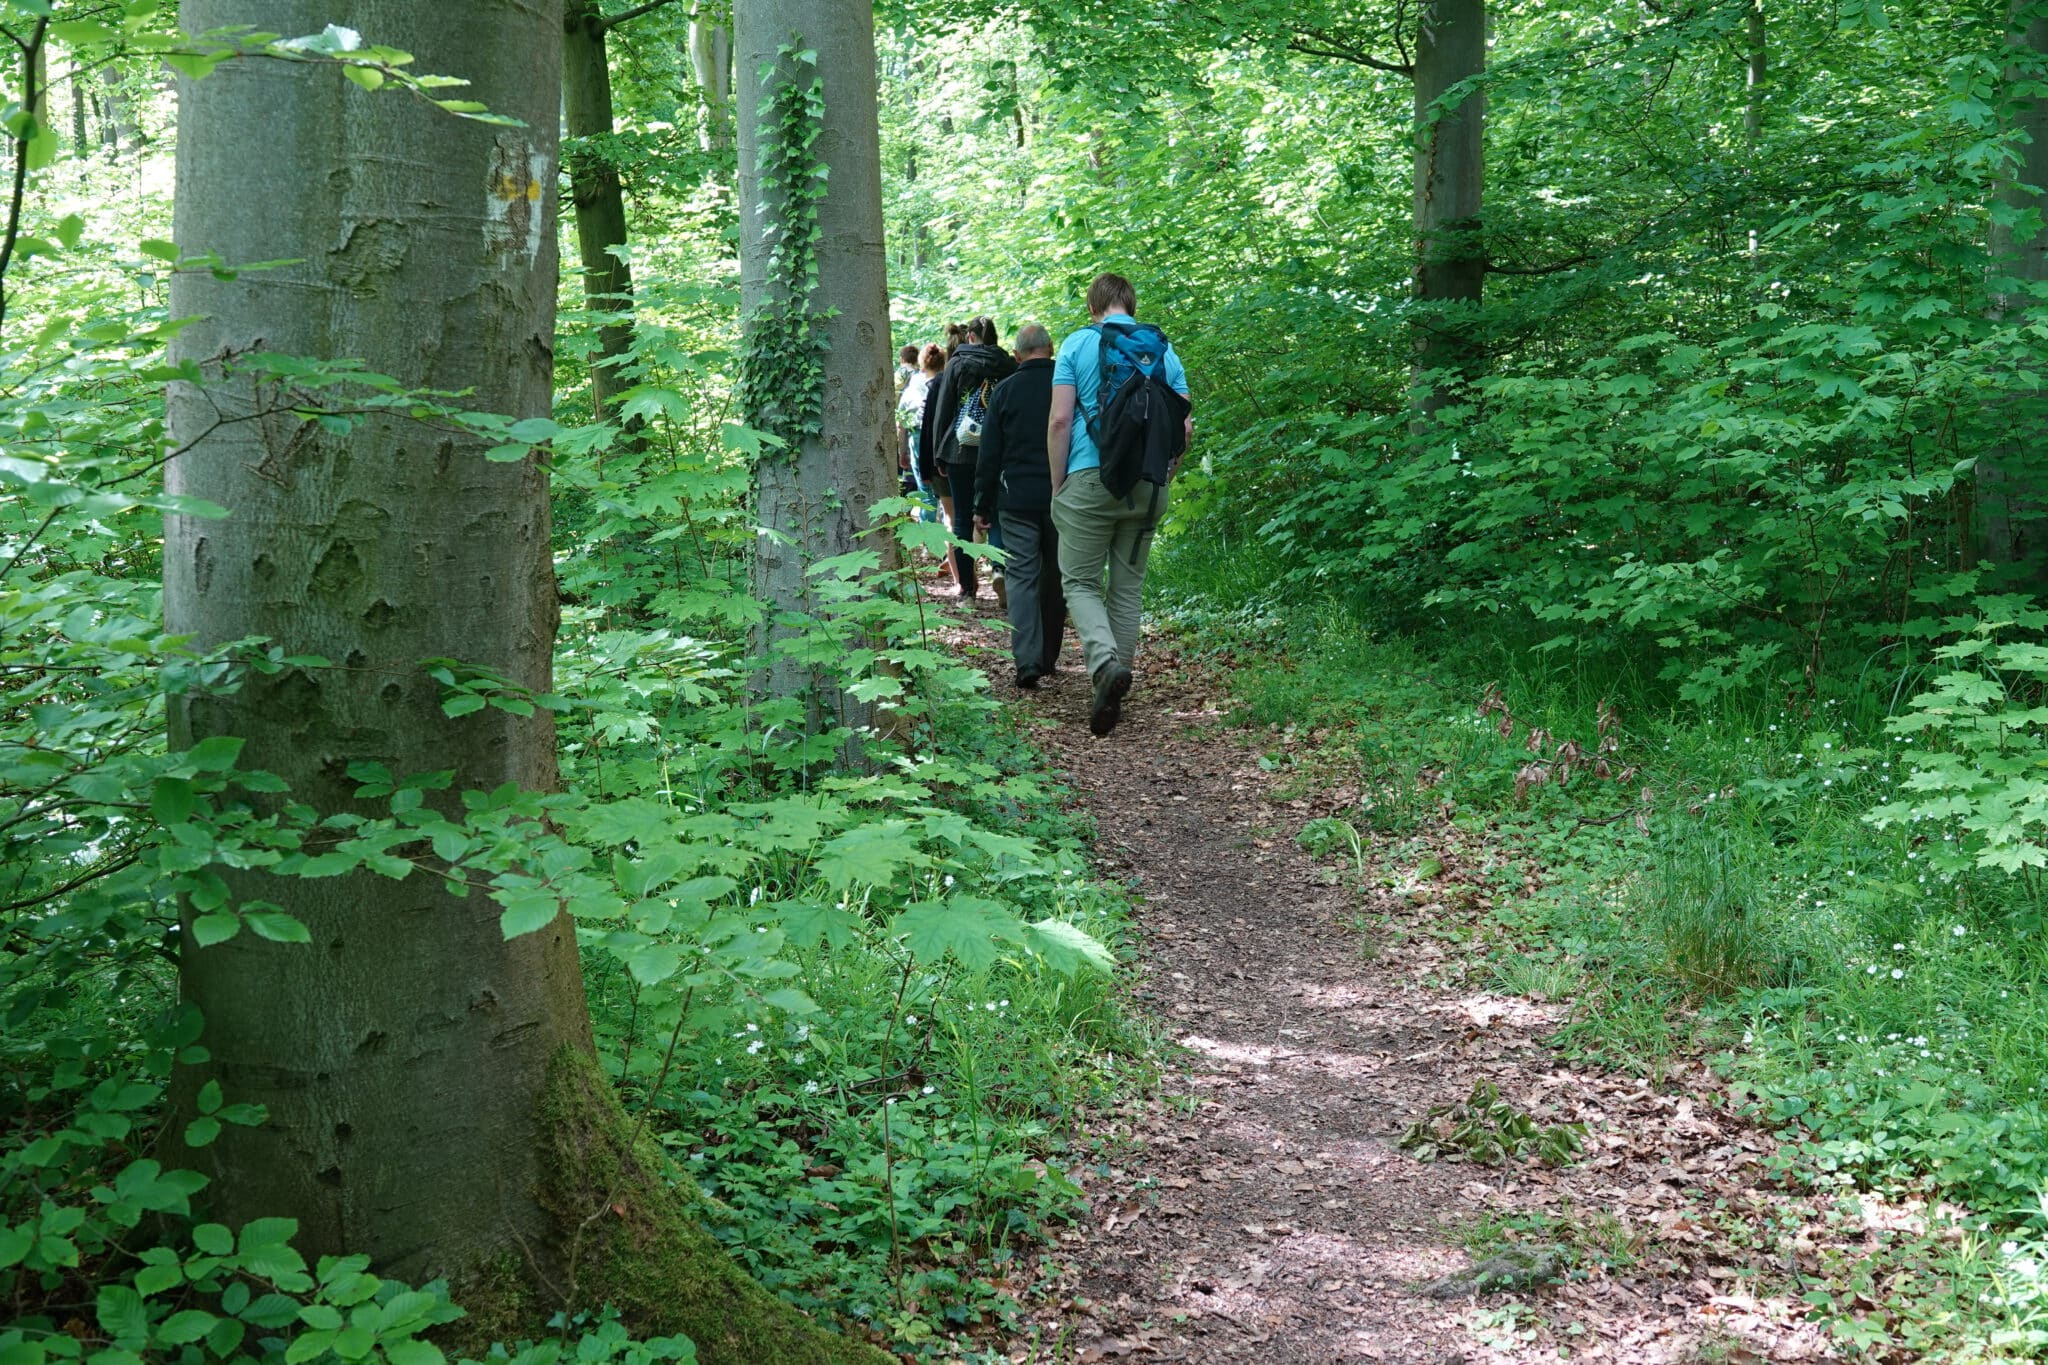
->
[[920, 315, 1015, 597]]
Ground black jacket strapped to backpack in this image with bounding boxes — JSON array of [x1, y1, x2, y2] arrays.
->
[[919, 342, 1018, 480]]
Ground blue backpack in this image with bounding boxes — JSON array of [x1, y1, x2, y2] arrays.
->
[[1085, 321, 1191, 500]]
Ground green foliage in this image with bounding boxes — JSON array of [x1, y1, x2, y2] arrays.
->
[[1868, 600, 2048, 882], [1398, 1080, 1586, 1167]]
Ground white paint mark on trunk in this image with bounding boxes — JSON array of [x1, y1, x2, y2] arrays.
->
[[484, 138, 549, 268]]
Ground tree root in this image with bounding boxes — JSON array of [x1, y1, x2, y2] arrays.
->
[[457, 1045, 895, 1365]]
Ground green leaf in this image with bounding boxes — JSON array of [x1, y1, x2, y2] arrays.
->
[[625, 943, 681, 986], [331, 1325, 375, 1361], [498, 890, 560, 939], [156, 1311, 216, 1346], [186, 735, 245, 771], [816, 820, 923, 891], [152, 776, 197, 827], [1026, 919, 1117, 975], [94, 1286, 148, 1349], [49, 20, 116, 46], [442, 693, 486, 717], [769, 901, 863, 950], [506, 417, 561, 443], [889, 897, 1027, 972], [190, 912, 240, 947], [135, 1262, 183, 1297], [243, 910, 312, 943], [162, 50, 229, 80], [384, 1340, 444, 1365], [285, 1330, 336, 1365]]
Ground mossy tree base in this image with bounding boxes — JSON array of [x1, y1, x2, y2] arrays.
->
[[524, 1047, 895, 1365]]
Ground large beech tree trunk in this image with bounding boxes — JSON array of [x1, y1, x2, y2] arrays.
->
[[163, 0, 585, 1280], [1411, 0, 1485, 417], [734, 0, 898, 718], [1983, 1, 2048, 580], [565, 0, 638, 421]]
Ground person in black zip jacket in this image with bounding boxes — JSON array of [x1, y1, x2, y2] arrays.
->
[[920, 316, 1016, 597], [974, 323, 1066, 687]]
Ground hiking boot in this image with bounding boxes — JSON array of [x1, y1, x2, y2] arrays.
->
[[993, 574, 1008, 611], [1014, 668, 1041, 691], [1089, 663, 1133, 737]]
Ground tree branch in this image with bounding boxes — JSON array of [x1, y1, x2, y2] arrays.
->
[[1486, 253, 1597, 277], [603, 0, 687, 31], [0, 16, 48, 335], [1287, 26, 1412, 76]]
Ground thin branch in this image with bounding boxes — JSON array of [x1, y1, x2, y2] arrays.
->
[[1286, 26, 1412, 76], [0, 17, 49, 336], [1486, 252, 1598, 277], [603, 0, 687, 31], [0, 853, 138, 918]]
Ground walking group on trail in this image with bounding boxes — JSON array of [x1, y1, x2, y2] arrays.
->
[[896, 273, 1193, 737]]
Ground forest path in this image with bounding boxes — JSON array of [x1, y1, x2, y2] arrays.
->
[[934, 588, 1845, 1364]]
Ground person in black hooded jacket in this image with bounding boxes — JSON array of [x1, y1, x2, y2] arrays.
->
[[919, 316, 1016, 597], [973, 323, 1065, 687]]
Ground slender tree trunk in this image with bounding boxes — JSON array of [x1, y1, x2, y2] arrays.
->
[[735, 0, 898, 722], [27, 40, 47, 158], [1745, 0, 1765, 261], [69, 63, 85, 155], [164, 0, 583, 1281], [97, 65, 129, 153], [1411, 0, 1485, 418], [1983, 1, 2048, 578], [564, 0, 638, 421], [689, 1, 734, 153]]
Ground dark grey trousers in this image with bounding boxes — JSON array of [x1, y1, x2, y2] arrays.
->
[[998, 508, 1067, 678]]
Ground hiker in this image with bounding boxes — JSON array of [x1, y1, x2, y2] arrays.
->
[[898, 343, 942, 502], [920, 315, 1016, 598], [1048, 272, 1192, 736], [974, 322, 1067, 689], [894, 345, 921, 493]]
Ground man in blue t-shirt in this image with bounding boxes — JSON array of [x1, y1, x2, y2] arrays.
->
[[1048, 272, 1193, 737]]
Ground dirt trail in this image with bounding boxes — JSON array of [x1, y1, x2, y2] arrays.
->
[[934, 594, 1846, 1364]]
